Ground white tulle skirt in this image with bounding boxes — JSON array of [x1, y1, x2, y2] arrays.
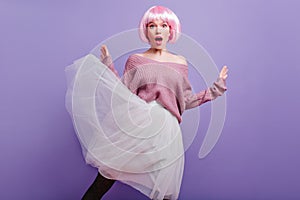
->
[[65, 54, 184, 200]]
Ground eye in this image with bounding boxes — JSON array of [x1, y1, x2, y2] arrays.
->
[[148, 24, 155, 29], [162, 23, 169, 28]]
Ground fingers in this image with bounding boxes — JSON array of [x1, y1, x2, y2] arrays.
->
[[219, 65, 229, 80], [101, 45, 107, 55], [100, 45, 109, 61], [221, 65, 228, 73]]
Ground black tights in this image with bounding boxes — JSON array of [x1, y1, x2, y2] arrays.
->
[[81, 172, 170, 200], [81, 172, 115, 200]]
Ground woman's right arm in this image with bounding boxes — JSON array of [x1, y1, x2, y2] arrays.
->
[[100, 45, 120, 78]]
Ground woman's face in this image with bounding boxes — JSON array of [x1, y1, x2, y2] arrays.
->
[[146, 19, 170, 50]]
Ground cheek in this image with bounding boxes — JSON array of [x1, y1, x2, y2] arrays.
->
[[165, 27, 171, 35], [164, 29, 171, 38], [146, 29, 155, 39], [146, 32, 155, 43]]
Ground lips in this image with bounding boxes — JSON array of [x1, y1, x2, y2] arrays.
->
[[155, 37, 163, 41]]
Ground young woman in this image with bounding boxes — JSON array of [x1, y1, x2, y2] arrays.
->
[[66, 5, 228, 200]]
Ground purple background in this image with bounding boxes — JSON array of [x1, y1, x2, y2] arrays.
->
[[1, 0, 300, 199]]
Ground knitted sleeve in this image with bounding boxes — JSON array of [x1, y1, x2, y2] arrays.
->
[[184, 78, 227, 110], [122, 55, 140, 88]]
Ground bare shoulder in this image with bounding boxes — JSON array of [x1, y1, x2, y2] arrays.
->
[[132, 53, 143, 57], [129, 53, 142, 58], [171, 54, 188, 66]]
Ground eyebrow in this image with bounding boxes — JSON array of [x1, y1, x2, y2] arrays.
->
[[147, 21, 168, 26]]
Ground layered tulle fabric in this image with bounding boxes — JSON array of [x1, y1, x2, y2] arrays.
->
[[65, 54, 184, 199]]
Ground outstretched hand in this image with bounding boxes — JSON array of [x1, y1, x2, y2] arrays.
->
[[219, 66, 228, 80], [100, 45, 110, 61]]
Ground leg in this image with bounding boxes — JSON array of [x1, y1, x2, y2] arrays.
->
[[82, 172, 115, 200]]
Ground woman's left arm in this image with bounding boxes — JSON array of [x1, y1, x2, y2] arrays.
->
[[184, 66, 228, 110]]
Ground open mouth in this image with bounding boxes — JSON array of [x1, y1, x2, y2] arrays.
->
[[155, 37, 163, 41]]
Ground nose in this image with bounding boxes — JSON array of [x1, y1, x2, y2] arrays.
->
[[156, 26, 162, 34]]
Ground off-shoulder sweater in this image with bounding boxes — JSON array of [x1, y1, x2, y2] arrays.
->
[[102, 54, 227, 123]]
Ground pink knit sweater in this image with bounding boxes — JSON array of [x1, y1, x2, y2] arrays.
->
[[102, 54, 227, 123]]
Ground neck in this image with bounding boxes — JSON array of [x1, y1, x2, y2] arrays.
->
[[147, 48, 168, 56]]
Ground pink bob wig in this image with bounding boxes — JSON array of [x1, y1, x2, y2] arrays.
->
[[139, 6, 181, 44]]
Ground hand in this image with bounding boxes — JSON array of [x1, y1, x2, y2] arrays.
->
[[219, 65, 228, 80], [100, 45, 110, 61]]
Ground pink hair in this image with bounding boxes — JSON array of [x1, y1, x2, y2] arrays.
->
[[139, 6, 181, 44]]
